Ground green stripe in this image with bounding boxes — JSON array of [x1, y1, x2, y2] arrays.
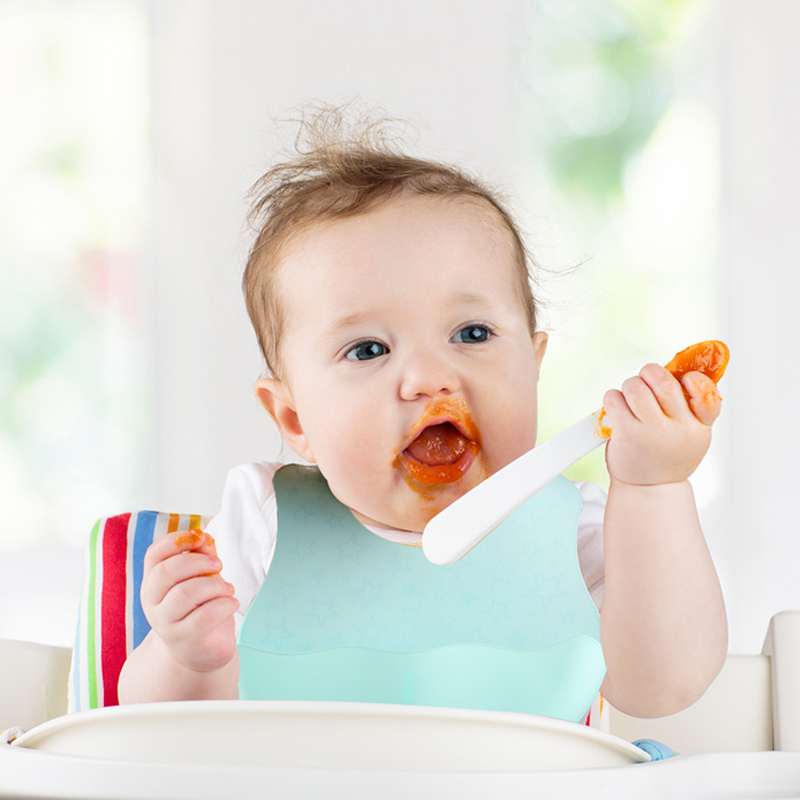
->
[[87, 519, 101, 709]]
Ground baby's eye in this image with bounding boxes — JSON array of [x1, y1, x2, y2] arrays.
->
[[344, 340, 389, 361], [451, 325, 492, 344]]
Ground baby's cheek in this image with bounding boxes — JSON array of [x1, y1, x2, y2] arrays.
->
[[488, 414, 538, 469]]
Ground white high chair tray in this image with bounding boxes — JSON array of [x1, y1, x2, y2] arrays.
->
[[5, 701, 800, 800], [12, 700, 647, 771]]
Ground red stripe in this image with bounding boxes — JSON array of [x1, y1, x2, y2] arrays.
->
[[101, 513, 131, 707]]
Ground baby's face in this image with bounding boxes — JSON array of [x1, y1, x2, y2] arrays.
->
[[258, 194, 547, 533]]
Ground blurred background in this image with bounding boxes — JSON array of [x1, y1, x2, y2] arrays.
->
[[1, 0, 797, 655]]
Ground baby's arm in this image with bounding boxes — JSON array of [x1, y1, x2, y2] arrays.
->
[[598, 364, 728, 718], [117, 530, 240, 703]]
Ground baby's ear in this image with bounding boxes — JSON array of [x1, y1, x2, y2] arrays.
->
[[532, 331, 548, 369], [255, 378, 315, 463]]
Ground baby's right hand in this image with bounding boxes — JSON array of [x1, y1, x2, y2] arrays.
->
[[140, 530, 239, 674]]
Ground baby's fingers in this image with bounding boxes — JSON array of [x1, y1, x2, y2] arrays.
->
[[175, 595, 240, 641], [682, 372, 722, 426], [142, 530, 223, 609], [159, 575, 236, 625], [142, 551, 223, 609], [143, 529, 217, 573]]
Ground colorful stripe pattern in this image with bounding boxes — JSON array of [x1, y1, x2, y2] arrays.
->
[[70, 510, 210, 712]]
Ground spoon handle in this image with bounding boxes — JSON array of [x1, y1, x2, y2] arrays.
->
[[422, 410, 609, 565]]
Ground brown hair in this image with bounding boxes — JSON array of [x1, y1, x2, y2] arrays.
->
[[243, 109, 538, 378]]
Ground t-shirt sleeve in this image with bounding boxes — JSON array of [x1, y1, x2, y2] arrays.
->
[[206, 462, 281, 634], [574, 481, 606, 609]]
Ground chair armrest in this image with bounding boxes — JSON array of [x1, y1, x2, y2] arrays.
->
[[762, 610, 800, 751], [0, 638, 71, 730]]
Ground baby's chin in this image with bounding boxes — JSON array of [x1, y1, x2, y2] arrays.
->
[[349, 505, 438, 536], [349, 467, 489, 534]]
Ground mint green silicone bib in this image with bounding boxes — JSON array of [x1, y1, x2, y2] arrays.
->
[[237, 465, 605, 723]]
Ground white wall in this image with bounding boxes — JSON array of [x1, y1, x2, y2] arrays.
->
[[714, 0, 800, 651]]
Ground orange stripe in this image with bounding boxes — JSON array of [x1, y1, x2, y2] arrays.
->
[[167, 513, 180, 533]]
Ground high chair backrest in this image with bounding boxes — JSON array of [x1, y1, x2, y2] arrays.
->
[[70, 511, 211, 712]]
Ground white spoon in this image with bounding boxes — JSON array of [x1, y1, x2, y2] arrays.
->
[[421, 409, 611, 565], [421, 341, 729, 565]]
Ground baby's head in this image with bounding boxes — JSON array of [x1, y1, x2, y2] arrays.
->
[[244, 116, 548, 532]]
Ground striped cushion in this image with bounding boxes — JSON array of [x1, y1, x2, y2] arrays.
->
[[70, 510, 210, 712]]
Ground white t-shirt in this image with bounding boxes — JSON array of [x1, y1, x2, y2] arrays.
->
[[208, 462, 606, 634]]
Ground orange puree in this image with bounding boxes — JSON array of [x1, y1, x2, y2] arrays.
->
[[405, 423, 469, 466], [665, 340, 729, 384], [595, 409, 612, 440], [395, 398, 481, 487], [175, 529, 214, 551]]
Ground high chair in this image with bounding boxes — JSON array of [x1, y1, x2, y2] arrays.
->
[[2, 510, 800, 799]]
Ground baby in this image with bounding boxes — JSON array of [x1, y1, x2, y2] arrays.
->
[[118, 117, 727, 720]]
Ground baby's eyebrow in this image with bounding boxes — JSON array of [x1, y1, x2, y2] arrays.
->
[[320, 292, 496, 343], [450, 291, 491, 308], [320, 312, 373, 341]]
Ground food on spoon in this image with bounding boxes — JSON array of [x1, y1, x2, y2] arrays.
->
[[664, 339, 729, 411], [664, 340, 729, 384], [594, 340, 729, 439]]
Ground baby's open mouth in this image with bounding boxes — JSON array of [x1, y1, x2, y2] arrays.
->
[[400, 422, 479, 484]]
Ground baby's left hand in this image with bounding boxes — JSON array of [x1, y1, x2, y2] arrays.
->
[[602, 363, 722, 486]]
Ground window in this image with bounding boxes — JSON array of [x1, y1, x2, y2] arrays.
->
[[0, 0, 150, 643], [521, 0, 721, 509]]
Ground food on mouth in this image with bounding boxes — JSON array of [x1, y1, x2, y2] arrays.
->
[[665, 340, 729, 384], [396, 398, 482, 487], [405, 422, 469, 466], [401, 422, 479, 485]]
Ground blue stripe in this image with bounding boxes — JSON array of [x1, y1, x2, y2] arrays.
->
[[132, 511, 158, 648]]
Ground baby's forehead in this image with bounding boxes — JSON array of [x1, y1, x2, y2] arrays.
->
[[277, 193, 525, 329], [286, 192, 517, 265]]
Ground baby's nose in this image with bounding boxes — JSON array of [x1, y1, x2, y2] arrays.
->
[[399, 349, 461, 400]]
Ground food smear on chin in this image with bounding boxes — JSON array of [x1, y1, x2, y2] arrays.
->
[[395, 399, 482, 488]]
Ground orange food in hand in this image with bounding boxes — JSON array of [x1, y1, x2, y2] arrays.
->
[[664, 340, 729, 384], [174, 529, 208, 549]]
